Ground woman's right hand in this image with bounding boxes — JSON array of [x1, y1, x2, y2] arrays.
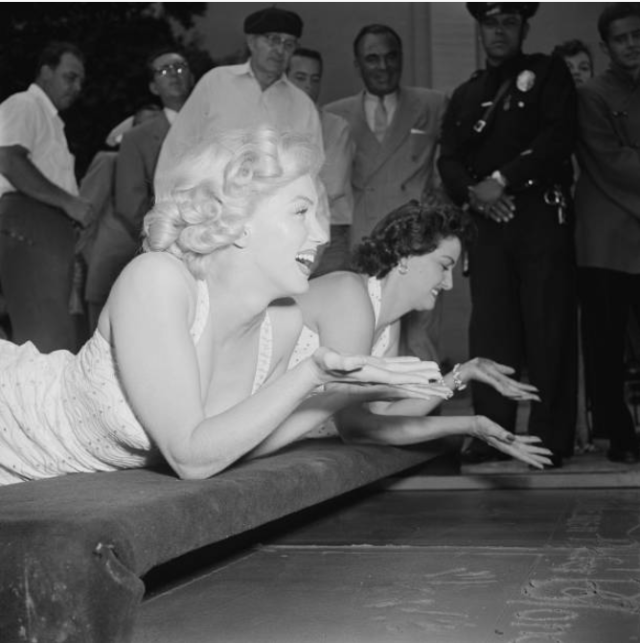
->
[[312, 347, 453, 400], [457, 358, 540, 401], [471, 415, 552, 469]]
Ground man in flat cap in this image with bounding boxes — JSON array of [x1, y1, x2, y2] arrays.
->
[[155, 6, 322, 180], [438, 3, 578, 467]]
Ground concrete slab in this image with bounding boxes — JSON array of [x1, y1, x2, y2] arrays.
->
[[134, 547, 640, 643], [134, 490, 640, 643]]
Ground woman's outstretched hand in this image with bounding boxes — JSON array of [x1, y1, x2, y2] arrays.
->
[[457, 358, 540, 401], [472, 415, 552, 469], [312, 347, 453, 400]]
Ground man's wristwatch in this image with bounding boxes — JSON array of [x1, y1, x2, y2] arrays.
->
[[490, 170, 508, 188]]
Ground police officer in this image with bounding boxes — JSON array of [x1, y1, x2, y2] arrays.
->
[[438, 3, 577, 467]]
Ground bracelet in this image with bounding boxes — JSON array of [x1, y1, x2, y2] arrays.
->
[[452, 363, 467, 391]]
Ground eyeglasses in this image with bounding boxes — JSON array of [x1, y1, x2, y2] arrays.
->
[[260, 33, 298, 52], [154, 62, 190, 77]]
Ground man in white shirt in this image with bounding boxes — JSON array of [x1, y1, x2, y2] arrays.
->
[[287, 48, 355, 275], [84, 49, 194, 330], [0, 41, 92, 352], [155, 6, 322, 182]]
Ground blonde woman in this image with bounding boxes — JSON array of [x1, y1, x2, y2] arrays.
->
[[0, 129, 447, 485]]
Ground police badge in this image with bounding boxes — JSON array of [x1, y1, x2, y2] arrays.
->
[[516, 70, 536, 92]]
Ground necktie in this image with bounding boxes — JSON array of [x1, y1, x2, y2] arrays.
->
[[373, 97, 388, 142]]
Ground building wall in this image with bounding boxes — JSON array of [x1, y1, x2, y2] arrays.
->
[[194, 2, 607, 99], [192, 2, 608, 364]]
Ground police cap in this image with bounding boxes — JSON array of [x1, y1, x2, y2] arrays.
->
[[244, 6, 303, 38], [466, 3, 539, 21]]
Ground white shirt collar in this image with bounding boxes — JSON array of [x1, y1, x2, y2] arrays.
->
[[28, 83, 59, 118], [235, 59, 288, 89], [231, 60, 253, 77]]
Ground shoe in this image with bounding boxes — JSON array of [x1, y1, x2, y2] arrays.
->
[[606, 448, 639, 464]]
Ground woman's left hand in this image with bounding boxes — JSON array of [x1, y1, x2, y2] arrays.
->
[[313, 348, 453, 400], [472, 416, 552, 469], [457, 358, 541, 401]]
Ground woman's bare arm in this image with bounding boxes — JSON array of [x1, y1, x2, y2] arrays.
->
[[108, 257, 447, 480]]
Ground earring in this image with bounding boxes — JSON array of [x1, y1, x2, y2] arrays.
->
[[399, 263, 409, 275]]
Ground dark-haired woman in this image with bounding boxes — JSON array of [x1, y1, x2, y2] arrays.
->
[[289, 200, 552, 468]]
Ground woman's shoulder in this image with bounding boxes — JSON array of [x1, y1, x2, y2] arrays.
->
[[116, 252, 195, 292], [299, 271, 375, 340], [307, 270, 367, 301], [102, 252, 198, 335]]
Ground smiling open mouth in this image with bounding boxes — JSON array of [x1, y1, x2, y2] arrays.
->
[[295, 251, 316, 274]]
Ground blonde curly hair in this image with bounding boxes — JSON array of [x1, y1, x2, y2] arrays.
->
[[143, 127, 324, 278]]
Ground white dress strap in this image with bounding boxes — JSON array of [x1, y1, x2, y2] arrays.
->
[[190, 282, 271, 393], [367, 277, 391, 357], [190, 280, 209, 342], [367, 277, 382, 324], [252, 312, 273, 394]]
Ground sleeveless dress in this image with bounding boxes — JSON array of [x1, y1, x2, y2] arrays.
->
[[289, 277, 392, 438], [0, 280, 273, 485]]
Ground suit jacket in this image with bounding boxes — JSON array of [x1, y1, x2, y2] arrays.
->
[[325, 87, 447, 244], [78, 150, 118, 262], [319, 109, 354, 226], [115, 112, 170, 236], [85, 113, 170, 305], [575, 68, 640, 274]]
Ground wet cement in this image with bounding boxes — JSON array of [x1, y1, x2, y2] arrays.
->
[[133, 489, 640, 643]]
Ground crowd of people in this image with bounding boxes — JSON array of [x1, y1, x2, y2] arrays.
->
[[0, 2, 638, 485]]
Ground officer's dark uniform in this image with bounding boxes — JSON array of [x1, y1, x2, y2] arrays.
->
[[438, 3, 578, 462]]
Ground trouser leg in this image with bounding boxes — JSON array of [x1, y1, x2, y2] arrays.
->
[[516, 195, 577, 456], [579, 267, 638, 453], [0, 194, 76, 353], [468, 216, 522, 433]]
